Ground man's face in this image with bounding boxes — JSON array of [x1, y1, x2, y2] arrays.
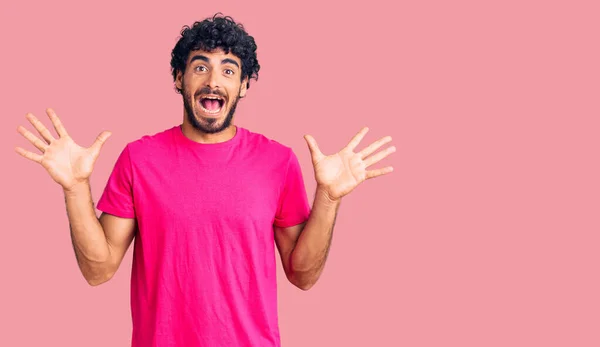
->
[[176, 48, 248, 134]]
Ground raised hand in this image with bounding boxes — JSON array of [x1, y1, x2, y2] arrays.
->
[[303, 127, 396, 202], [15, 108, 112, 191]]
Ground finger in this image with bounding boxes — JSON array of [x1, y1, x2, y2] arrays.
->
[[46, 108, 69, 138], [90, 131, 112, 155], [358, 135, 392, 159], [364, 145, 396, 167], [304, 134, 325, 162], [15, 146, 43, 163], [26, 113, 55, 143], [345, 126, 369, 151], [366, 166, 394, 179], [17, 125, 48, 152]]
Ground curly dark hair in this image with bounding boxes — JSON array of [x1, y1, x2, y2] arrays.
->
[[170, 13, 260, 93]]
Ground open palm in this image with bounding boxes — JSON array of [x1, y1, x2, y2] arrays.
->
[[15, 109, 112, 191], [304, 127, 396, 201]]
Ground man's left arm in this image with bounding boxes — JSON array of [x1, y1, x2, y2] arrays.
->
[[275, 127, 395, 290], [275, 186, 340, 290]]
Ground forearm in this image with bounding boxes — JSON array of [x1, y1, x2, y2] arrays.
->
[[289, 186, 341, 288], [64, 181, 111, 284]]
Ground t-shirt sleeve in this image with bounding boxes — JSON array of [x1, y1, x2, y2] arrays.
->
[[273, 148, 312, 228], [96, 144, 136, 219]]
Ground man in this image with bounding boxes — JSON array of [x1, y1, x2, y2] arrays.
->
[[15, 13, 395, 347]]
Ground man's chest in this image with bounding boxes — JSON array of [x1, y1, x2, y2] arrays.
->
[[133, 160, 282, 230]]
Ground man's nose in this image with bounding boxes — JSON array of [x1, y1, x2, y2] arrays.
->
[[206, 69, 220, 89]]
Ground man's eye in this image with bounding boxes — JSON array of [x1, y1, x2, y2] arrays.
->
[[225, 69, 234, 75], [195, 66, 207, 72]]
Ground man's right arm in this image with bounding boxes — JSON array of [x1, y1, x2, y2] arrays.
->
[[65, 180, 136, 286], [15, 109, 135, 286]]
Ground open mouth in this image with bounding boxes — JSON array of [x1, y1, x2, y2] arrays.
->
[[199, 95, 225, 115]]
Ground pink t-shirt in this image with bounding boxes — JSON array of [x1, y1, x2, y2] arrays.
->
[[97, 125, 311, 347]]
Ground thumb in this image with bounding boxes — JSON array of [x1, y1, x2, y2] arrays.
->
[[304, 134, 324, 162], [90, 130, 112, 155]]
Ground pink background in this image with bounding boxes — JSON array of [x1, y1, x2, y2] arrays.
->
[[2, 0, 599, 346]]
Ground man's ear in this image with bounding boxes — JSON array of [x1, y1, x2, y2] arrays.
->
[[239, 77, 249, 98], [175, 71, 183, 92]]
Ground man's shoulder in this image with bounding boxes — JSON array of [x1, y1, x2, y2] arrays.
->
[[242, 127, 295, 158], [123, 125, 178, 154]]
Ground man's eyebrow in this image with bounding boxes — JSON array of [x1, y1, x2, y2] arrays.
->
[[189, 55, 210, 64], [189, 55, 239, 69], [222, 58, 240, 68]]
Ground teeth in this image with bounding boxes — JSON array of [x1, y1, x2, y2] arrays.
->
[[200, 104, 221, 114], [199, 95, 223, 114]]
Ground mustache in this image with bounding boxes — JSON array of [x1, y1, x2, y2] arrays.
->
[[195, 87, 226, 99]]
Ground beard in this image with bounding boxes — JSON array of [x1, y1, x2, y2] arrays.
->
[[182, 83, 241, 134]]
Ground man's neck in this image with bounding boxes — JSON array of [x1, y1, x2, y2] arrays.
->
[[180, 122, 237, 144]]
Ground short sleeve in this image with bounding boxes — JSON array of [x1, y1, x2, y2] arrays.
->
[[273, 148, 311, 228], [96, 145, 136, 218]]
